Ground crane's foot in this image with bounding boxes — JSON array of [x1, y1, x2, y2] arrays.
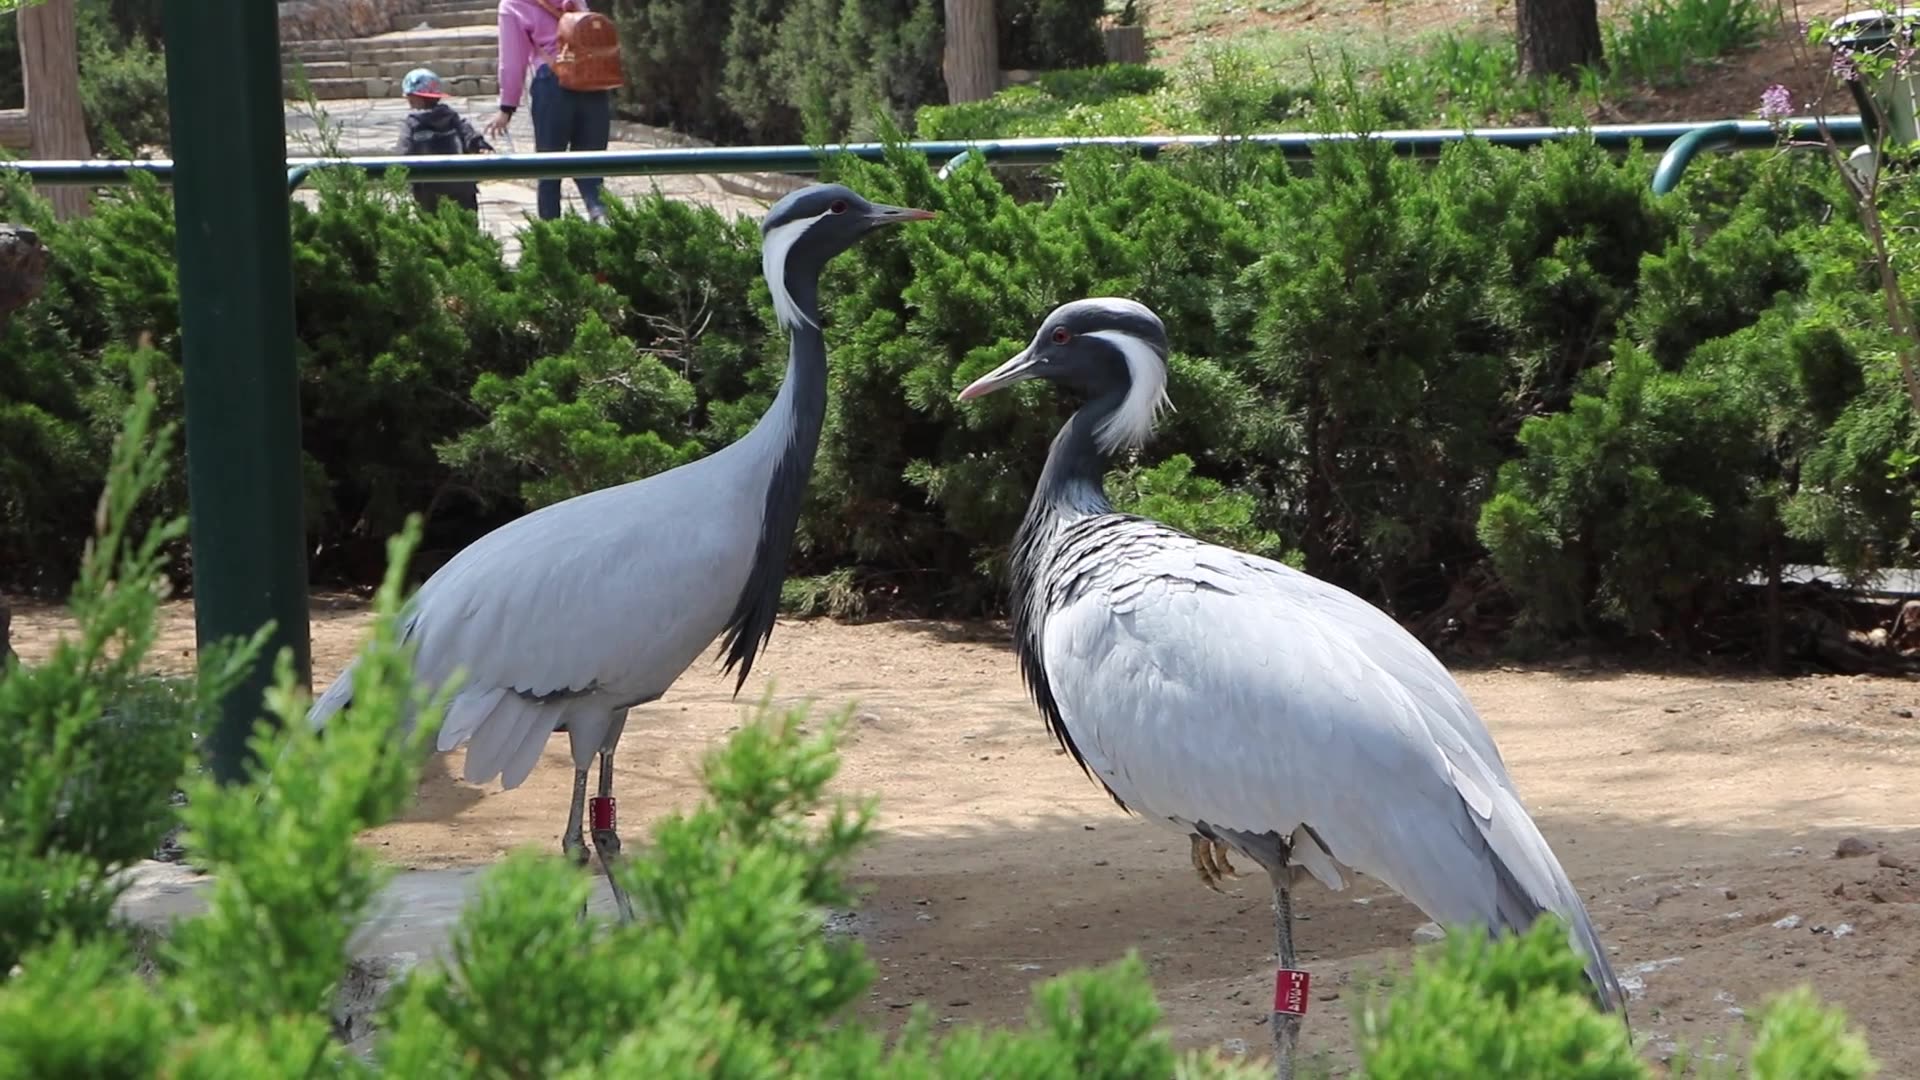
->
[[1210, 838, 1240, 881], [1190, 834, 1240, 892], [590, 796, 637, 925]]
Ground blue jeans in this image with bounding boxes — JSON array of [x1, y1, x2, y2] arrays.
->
[[529, 65, 611, 221]]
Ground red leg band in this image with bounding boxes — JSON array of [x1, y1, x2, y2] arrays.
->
[[589, 796, 616, 831], [1274, 968, 1311, 1016]]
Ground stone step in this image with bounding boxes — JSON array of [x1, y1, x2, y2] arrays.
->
[[283, 26, 499, 59], [414, 0, 498, 17], [284, 41, 499, 70], [120, 861, 632, 1053], [286, 59, 353, 82], [390, 10, 498, 31], [287, 53, 498, 82], [118, 859, 855, 1056], [285, 42, 350, 62], [291, 73, 500, 101], [406, 0, 497, 13]]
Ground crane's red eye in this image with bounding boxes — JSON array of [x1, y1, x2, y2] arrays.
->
[[829, 199, 849, 214], [1051, 327, 1071, 345]]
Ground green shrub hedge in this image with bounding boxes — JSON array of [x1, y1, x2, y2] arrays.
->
[[4, 128, 1915, 649]]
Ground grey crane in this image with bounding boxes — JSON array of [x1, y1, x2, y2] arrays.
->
[[958, 297, 1625, 1079], [308, 184, 934, 920]]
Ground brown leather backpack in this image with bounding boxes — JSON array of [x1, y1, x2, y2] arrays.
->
[[533, 0, 626, 93]]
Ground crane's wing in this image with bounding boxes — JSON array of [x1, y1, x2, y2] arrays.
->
[[1038, 519, 1621, 1009], [307, 466, 757, 788]]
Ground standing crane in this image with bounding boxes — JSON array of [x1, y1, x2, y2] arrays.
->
[[308, 184, 934, 921], [958, 297, 1625, 1078]]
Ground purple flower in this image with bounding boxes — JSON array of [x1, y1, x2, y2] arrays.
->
[[1833, 51, 1861, 82], [1759, 83, 1794, 122]]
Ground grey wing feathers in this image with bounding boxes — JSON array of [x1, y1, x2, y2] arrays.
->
[[303, 492, 665, 785], [1036, 519, 1622, 1010], [303, 455, 762, 790]]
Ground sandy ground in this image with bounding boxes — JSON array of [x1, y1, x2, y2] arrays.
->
[[9, 597, 1920, 1074]]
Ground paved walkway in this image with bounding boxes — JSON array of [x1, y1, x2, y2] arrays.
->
[[283, 95, 782, 265]]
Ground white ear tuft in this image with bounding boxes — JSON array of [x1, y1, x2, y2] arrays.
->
[[761, 211, 829, 332], [1086, 329, 1173, 454]]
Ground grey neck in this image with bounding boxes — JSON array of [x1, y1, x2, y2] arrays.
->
[[1004, 392, 1130, 810], [1025, 392, 1125, 528], [716, 297, 830, 692], [1009, 393, 1125, 611]]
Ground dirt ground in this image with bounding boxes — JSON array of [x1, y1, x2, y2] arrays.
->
[[8, 595, 1920, 1074]]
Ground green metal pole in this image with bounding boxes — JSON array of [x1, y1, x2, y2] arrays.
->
[[162, 0, 310, 783]]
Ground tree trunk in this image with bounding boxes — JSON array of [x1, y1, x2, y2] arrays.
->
[[1515, 0, 1603, 80], [943, 0, 999, 104], [1764, 528, 1784, 674], [1104, 25, 1147, 65], [18, 0, 92, 220]]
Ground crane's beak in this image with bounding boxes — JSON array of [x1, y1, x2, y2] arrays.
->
[[958, 348, 1038, 400], [866, 202, 938, 225]]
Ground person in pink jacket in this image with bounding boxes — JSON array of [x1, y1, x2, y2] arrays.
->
[[483, 0, 612, 223]]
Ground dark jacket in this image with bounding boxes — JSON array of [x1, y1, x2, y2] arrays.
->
[[395, 102, 493, 156], [395, 103, 493, 214]]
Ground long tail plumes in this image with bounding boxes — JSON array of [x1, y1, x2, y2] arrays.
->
[[306, 662, 356, 730], [1474, 786, 1626, 1019]]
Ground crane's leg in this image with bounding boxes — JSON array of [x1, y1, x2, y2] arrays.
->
[[590, 710, 636, 924], [561, 766, 592, 923], [1269, 866, 1302, 1080], [561, 767, 591, 865]]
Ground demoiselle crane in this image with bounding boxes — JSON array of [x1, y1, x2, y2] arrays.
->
[[308, 184, 934, 920], [958, 298, 1625, 1078]]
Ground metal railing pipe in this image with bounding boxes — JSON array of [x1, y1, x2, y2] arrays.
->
[[3, 116, 1869, 193], [1651, 121, 1744, 195]]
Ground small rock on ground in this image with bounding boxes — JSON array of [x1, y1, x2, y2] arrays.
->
[[1835, 835, 1879, 858]]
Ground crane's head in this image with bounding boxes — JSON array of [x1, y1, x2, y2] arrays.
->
[[958, 297, 1173, 454], [761, 183, 935, 331]]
